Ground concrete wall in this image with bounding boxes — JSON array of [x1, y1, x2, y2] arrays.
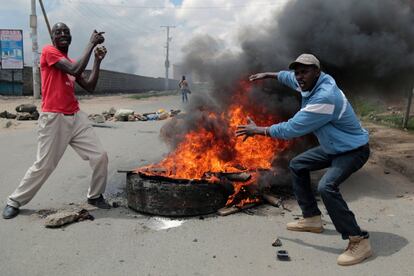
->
[[77, 69, 179, 94], [1, 67, 178, 96]]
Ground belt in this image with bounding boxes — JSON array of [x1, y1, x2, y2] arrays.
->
[[63, 113, 75, 116]]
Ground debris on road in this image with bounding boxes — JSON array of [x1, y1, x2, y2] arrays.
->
[[280, 202, 292, 212], [0, 104, 39, 121], [36, 209, 58, 219], [114, 108, 134, 121], [16, 112, 39, 120], [277, 250, 290, 261], [217, 203, 257, 216], [262, 192, 281, 207], [44, 211, 79, 228], [272, 238, 282, 247], [15, 104, 39, 120], [88, 107, 181, 123], [44, 209, 94, 228], [91, 123, 115, 128], [89, 114, 105, 123], [15, 104, 37, 113], [0, 110, 16, 119], [76, 209, 95, 221]]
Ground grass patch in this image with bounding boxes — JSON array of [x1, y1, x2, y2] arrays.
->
[[128, 90, 178, 100], [351, 97, 385, 117], [370, 113, 414, 130], [350, 97, 414, 131]]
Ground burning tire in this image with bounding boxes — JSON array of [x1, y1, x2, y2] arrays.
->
[[126, 172, 231, 216]]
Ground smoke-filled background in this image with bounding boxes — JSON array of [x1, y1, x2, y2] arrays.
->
[[186, 0, 414, 92], [160, 0, 414, 187]]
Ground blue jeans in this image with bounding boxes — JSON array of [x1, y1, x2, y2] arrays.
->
[[181, 92, 188, 102], [289, 144, 370, 239]]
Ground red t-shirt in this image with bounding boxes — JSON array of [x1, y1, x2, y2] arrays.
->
[[40, 45, 80, 114]]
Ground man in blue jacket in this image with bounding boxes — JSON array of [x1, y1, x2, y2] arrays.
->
[[236, 54, 371, 266]]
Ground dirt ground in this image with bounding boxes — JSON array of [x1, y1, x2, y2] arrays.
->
[[1, 94, 413, 182], [365, 122, 414, 182]]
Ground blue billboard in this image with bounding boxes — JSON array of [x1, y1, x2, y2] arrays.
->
[[0, 29, 24, 69]]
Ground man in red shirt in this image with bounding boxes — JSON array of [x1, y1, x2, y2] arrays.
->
[[3, 22, 110, 219]]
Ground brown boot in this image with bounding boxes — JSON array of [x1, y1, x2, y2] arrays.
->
[[337, 236, 372, 266], [286, 215, 323, 233]]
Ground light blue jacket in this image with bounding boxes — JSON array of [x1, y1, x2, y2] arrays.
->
[[269, 70, 369, 154]]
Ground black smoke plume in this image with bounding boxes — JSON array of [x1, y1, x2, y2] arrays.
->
[[160, 0, 414, 187], [242, 0, 414, 94]]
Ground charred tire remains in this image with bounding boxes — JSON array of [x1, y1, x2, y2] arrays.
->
[[126, 172, 232, 216]]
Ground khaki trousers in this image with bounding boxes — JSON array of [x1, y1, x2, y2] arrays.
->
[[7, 111, 108, 208]]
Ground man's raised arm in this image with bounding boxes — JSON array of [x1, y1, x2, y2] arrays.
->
[[54, 30, 104, 77], [249, 72, 278, 82], [76, 46, 107, 92]]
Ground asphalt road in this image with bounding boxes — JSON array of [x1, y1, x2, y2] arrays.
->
[[1, 95, 413, 276]]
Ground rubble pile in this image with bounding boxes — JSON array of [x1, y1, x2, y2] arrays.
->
[[0, 104, 181, 127], [0, 103, 39, 121], [88, 107, 181, 124]]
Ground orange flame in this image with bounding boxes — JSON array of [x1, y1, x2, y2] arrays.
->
[[136, 80, 291, 205]]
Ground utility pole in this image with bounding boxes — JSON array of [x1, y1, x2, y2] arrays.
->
[[160, 25, 175, 91], [30, 0, 40, 99], [403, 87, 413, 129], [39, 0, 52, 41]]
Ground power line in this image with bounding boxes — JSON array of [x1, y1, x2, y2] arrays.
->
[[64, 4, 103, 31], [61, 0, 281, 10]]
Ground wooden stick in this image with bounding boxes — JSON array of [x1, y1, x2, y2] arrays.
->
[[217, 203, 256, 216], [262, 193, 281, 207], [117, 167, 136, 173]]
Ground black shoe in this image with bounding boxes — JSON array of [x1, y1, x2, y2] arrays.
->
[[87, 195, 111, 209], [2, 205, 20, 219]]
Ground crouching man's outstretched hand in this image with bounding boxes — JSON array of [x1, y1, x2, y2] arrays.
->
[[236, 117, 258, 141]]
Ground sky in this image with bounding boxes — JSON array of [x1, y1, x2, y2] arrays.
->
[[0, 0, 288, 78]]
